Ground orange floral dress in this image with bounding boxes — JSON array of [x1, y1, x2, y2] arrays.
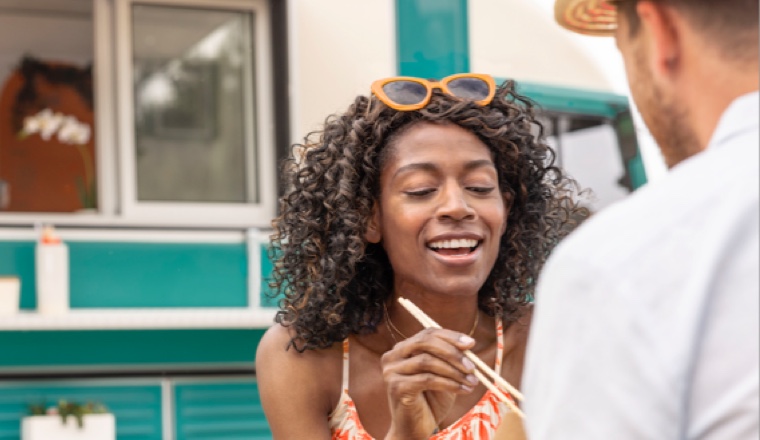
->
[[329, 320, 516, 439]]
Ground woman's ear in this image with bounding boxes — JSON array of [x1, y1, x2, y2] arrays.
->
[[365, 203, 382, 243], [500, 192, 513, 236], [502, 191, 514, 211]]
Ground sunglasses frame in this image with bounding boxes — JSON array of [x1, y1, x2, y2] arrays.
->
[[370, 73, 497, 112]]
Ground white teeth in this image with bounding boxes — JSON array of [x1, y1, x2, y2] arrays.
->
[[428, 239, 478, 249]]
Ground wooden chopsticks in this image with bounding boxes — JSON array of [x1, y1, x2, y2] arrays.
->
[[397, 297, 525, 418]]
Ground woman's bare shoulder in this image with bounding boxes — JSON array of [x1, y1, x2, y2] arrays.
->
[[256, 323, 343, 380], [502, 302, 532, 337], [256, 324, 343, 439], [500, 303, 533, 388], [257, 324, 329, 397], [256, 323, 298, 360]]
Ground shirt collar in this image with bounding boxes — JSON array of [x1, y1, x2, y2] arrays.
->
[[708, 91, 759, 150]]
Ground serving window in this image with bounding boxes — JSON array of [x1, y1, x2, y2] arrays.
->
[[0, 0, 277, 228]]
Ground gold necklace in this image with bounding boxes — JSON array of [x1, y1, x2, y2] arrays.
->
[[384, 302, 479, 342]]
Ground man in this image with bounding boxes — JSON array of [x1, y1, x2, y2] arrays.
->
[[523, 0, 758, 439]]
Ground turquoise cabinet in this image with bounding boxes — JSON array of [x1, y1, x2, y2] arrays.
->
[[175, 382, 271, 440], [0, 231, 276, 439]]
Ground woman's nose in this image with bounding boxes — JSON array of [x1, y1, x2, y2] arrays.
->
[[436, 185, 475, 221]]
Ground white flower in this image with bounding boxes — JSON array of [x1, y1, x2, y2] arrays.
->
[[57, 117, 91, 145], [22, 114, 41, 135], [71, 123, 91, 145], [20, 108, 91, 145], [56, 116, 78, 144], [36, 109, 65, 141]]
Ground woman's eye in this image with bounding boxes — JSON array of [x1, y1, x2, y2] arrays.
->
[[404, 188, 435, 197], [468, 186, 495, 194]]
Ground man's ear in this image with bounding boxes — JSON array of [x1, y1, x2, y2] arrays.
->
[[637, 1, 681, 78], [365, 203, 382, 243]]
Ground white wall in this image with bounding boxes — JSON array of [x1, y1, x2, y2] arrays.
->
[[469, 0, 614, 92], [0, 12, 92, 85], [288, 0, 396, 145]]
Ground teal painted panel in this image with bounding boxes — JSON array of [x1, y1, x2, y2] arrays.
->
[[613, 108, 648, 189], [175, 381, 271, 440], [259, 243, 280, 308], [512, 80, 630, 119], [396, 0, 469, 78], [628, 151, 648, 189], [0, 329, 263, 368], [0, 241, 36, 310], [70, 242, 247, 308], [0, 383, 162, 440], [0, 241, 247, 309]]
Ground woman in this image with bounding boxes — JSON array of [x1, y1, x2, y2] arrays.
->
[[257, 74, 585, 439]]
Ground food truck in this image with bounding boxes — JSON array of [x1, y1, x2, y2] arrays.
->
[[0, 0, 658, 438]]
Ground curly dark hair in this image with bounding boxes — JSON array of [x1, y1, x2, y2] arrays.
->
[[270, 79, 586, 352]]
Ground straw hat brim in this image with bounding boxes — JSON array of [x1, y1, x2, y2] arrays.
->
[[554, 0, 618, 36]]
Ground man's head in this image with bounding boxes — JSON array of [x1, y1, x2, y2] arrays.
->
[[555, 0, 759, 168]]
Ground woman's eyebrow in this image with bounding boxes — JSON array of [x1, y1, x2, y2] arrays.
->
[[393, 159, 495, 179], [392, 162, 437, 179], [463, 159, 497, 171]]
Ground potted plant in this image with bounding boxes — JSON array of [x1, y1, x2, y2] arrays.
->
[[21, 400, 115, 440]]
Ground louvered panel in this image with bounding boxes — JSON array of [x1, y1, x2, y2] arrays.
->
[[175, 381, 271, 440], [0, 383, 162, 440]]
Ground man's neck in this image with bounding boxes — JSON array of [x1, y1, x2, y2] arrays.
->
[[680, 61, 758, 151], [678, 28, 759, 150]]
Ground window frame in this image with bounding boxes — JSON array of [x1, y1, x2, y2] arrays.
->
[[0, 0, 277, 229], [116, 0, 276, 227]]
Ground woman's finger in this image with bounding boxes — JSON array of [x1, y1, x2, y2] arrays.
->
[[383, 328, 476, 375], [384, 352, 479, 391]]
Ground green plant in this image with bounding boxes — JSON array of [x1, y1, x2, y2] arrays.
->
[[28, 400, 108, 429]]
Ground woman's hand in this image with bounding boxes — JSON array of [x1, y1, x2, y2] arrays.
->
[[380, 328, 478, 440]]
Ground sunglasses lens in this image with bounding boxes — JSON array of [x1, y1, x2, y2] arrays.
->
[[382, 81, 428, 106], [447, 77, 490, 101]]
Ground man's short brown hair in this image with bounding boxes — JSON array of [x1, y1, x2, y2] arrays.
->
[[617, 0, 759, 62]]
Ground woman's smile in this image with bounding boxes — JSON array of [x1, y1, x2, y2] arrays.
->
[[426, 234, 483, 266]]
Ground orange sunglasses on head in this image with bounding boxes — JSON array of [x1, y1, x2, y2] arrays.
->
[[370, 73, 497, 112]]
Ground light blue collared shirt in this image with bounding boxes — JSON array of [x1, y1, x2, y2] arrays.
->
[[524, 91, 759, 439]]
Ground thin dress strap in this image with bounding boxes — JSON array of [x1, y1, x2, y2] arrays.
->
[[494, 319, 504, 375], [341, 338, 350, 391], [427, 317, 510, 440]]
